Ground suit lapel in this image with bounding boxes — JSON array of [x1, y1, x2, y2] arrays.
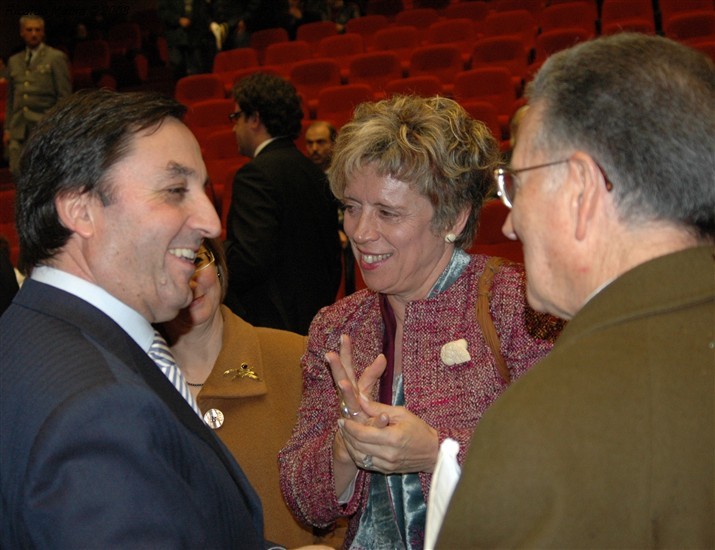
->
[[18, 280, 264, 522]]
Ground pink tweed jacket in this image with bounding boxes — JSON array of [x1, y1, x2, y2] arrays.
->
[[278, 254, 562, 547]]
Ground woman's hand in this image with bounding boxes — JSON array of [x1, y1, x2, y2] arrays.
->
[[339, 396, 440, 475], [326, 334, 386, 424], [327, 334, 439, 491], [327, 334, 387, 495]]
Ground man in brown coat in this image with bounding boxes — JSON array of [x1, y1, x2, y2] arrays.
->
[[437, 33, 714, 549]]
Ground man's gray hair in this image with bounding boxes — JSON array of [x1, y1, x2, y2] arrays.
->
[[20, 13, 45, 27], [527, 33, 715, 240]]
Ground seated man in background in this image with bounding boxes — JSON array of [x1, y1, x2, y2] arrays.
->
[[438, 33, 714, 548]]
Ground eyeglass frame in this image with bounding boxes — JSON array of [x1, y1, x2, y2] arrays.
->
[[228, 110, 244, 122], [194, 247, 216, 273], [495, 158, 613, 209]]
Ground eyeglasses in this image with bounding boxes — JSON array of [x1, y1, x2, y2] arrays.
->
[[228, 110, 243, 122], [495, 159, 614, 209], [495, 159, 570, 209], [194, 247, 215, 273]]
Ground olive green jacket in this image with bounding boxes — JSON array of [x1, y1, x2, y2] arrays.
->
[[438, 246, 714, 548]]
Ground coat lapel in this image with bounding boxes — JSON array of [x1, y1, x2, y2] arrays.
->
[[18, 280, 264, 524]]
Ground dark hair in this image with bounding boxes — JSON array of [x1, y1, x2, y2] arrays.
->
[[527, 33, 715, 240], [329, 95, 500, 249], [232, 72, 303, 140], [202, 237, 229, 301], [16, 89, 187, 270], [309, 120, 338, 143]]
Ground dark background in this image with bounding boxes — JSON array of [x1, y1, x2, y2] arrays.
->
[[1, 0, 154, 61]]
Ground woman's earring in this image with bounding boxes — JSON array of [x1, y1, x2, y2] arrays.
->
[[444, 233, 457, 244]]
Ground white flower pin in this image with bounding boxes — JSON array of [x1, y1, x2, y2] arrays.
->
[[440, 339, 471, 366]]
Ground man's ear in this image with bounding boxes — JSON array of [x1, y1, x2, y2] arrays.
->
[[55, 191, 97, 238], [569, 152, 607, 242], [248, 111, 261, 130]]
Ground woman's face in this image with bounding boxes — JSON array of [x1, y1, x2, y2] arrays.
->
[[343, 164, 457, 305], [176, 246, 222, 327]]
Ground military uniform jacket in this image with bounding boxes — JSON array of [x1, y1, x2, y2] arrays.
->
[[5, 44, 71, 140]]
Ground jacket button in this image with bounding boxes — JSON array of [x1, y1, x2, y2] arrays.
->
[[203, 408, 224, 429]]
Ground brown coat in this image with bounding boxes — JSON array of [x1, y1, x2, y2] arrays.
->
[[437, 246, 715, 548], [196, 306, 314, 548]]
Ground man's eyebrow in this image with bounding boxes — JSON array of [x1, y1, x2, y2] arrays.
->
[[165, 161, 195, 178]]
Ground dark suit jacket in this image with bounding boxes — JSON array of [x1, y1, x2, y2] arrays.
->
[[437, 246, 715, 548], [224, 137, 341, 335], [240, 0, 291, 32], [0, 280, 268, 548]]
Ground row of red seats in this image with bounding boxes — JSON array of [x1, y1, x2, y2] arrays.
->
[[0, 185, 19, 267], [70, 21, 156, 91], [179, 0, 714, 104], [370, 0, 713, 25], [188, 90, 514, 230]]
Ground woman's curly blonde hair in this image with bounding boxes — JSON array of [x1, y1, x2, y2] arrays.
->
[[328, 95, 500, 249]]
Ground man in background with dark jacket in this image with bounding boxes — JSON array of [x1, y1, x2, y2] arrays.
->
[[225, 72, 341, 334]]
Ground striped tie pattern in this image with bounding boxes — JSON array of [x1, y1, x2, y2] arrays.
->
[[148, 330, 202, 418]]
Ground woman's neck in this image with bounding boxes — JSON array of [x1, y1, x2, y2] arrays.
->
[[166, 308, 224, 388]]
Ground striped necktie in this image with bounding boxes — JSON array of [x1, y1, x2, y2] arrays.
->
[[148, 330, 202, 418]]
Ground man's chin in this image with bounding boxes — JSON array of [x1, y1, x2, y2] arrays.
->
[[154, 291, 194, 323]]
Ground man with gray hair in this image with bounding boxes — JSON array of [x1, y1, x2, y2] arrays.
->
[[437, 33, 714, 548], [3, 14, 71, 177]]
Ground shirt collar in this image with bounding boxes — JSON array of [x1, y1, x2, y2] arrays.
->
[[253, 136, 282, 157], [26, 43, 44, 55], [31, 265, 155, 352]]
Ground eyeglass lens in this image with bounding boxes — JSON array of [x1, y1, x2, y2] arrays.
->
[[496, 169, 515, 209], [194, 250, 215, 271]]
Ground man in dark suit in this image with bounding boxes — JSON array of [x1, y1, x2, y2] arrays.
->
[[225, 72, 341, 335], [436, 34, 714, 548], [3, 13, 71, 178], [157, 0, 217, 77], [0, 89, 269, 548]]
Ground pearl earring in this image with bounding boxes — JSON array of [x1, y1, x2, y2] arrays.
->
[[444, 233, 457, 243]]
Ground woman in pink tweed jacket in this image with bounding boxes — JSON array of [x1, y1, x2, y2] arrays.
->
[[278, 96, 562, 549]]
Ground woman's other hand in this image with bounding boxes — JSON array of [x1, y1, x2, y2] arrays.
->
[[339, 397, 439, 475]]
